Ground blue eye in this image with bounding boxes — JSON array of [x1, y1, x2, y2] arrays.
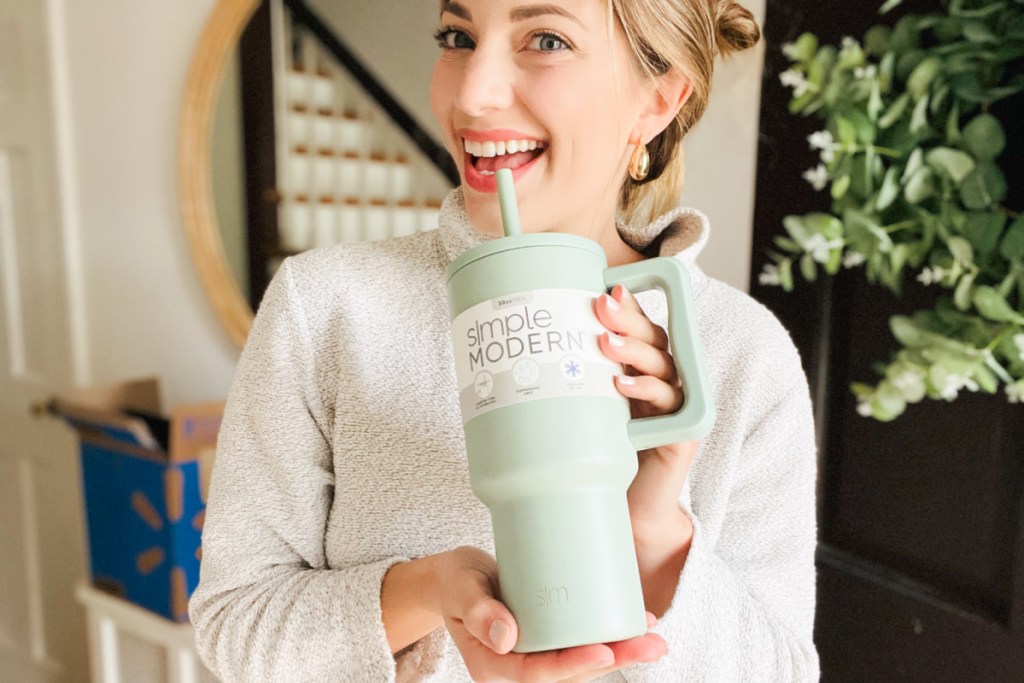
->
[[529, 32, 570, 52], [434, 28, 475, 50]]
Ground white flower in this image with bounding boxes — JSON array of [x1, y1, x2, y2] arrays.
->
[[759, 263, 782, 286], [841, 36, 860, 52], [808, 130, 839, 163], [781, 42, 799, 60], [939, 373, 979, 401], [856, 399, 874, 417], [802, 233, 843, 263], [1014, 333, 1024, 362], [843, 251, 866, 269], [1007, 380, 1024, 404], [808, 130, 835, 150], [802, 164, 830, 191], [854, 65, 878, 80], [891, 370, 924, 396], [780, 68, 811, 97], [917, 266, 945, 286]]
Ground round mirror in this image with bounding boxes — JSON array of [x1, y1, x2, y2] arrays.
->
[[180, 0, 454, 349], [180, 0, 260, 350]]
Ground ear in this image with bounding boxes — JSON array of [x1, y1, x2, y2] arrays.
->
[[632, 69, 694, 143]]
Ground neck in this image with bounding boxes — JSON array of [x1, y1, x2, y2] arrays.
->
[[599, 222, 646, 267]]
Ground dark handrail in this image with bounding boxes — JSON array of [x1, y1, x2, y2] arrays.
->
[[282, 0, 459, 186]]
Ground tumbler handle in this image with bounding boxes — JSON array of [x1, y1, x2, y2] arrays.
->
[[604, 257, 715, 450]]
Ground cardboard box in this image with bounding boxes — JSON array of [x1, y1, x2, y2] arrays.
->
[[48, 378, 222, 622]]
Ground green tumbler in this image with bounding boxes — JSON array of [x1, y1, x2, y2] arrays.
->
[[446, 231, 714, 653]]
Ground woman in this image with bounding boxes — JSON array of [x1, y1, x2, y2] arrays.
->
[[190, 0, 820, 681]]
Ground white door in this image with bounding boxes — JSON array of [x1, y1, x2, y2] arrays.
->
[[0, 0, 89, 681]]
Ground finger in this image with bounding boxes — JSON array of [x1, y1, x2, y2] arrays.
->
[[595, 291, 669, 350], [520, 644, 616, 683], [615, 374, 684, 414], [646, 612, 659, 629], [461, 596, 519, 654], [599, 332, 678, 384], [559, 633, 668, 683]]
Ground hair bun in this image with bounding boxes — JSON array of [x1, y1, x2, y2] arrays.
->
[[715, 1, 761, 56]]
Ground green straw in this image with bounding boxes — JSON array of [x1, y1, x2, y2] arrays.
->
[[496, 168, 522, 237]]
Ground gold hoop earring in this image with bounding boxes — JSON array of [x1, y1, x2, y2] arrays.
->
[[628, 142, 651, 182]]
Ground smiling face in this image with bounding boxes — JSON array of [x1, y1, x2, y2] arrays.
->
[[430, 0, 656, 242]]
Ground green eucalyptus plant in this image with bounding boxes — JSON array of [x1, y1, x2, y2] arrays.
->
[[766, 0, 1024, 421]]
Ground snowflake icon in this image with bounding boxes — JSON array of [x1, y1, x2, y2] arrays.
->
[[560, 355, 585, 380]]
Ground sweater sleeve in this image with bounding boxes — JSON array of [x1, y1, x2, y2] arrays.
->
[[189, 260, 407, 682], [621, 374, 820, 682]]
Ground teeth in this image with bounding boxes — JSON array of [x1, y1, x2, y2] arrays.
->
[[463, 137, 544, 158]]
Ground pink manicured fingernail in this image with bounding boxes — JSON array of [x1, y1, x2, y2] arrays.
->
[[618, 374, 636, 386], [489, 620, 510, 652], [604, 293, 621, 311], [607, 332, 626, 347]]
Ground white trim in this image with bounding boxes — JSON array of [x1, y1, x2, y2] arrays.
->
[[44, 0, 91, 387], [0, 153, 26, 378]]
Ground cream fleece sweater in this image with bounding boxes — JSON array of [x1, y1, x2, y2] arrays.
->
[[190, 189, 820, 682]]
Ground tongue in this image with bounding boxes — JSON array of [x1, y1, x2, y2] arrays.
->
[[476, 150, 540, 173]]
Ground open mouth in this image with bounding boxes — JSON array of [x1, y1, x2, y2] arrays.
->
[[463, 138, 548, 176]]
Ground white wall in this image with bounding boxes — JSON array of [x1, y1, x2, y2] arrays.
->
[[57, 0, 238, 405], [308, 0, 766, 291]]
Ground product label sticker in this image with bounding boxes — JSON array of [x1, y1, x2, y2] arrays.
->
[[451, 289, 623, 423]]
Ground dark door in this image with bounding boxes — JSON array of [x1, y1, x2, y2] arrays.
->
[[751, 2, 1024, 681]]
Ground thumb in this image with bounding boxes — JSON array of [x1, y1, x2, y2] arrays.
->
[[462, 597, 519, 654]]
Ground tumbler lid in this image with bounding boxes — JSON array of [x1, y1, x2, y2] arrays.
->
[[445, 232, 605, 284]]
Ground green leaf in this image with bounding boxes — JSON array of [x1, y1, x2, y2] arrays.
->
[[773, 235, 801, 252], [926, 147, 977, 183], [807, 213, 844, 239], [911, 94, 931, 134], [954, 271, 977, 311], [963, 212, 1007, 255], [846, 210, 894, 253], [801, 252, 818, 282], [837, 117, 857, 146], [864, 25, 891, 56], [831, 174, 852, 200], [946, 100, 962, 142], [876, 167, 901, 210], [779, 259, 794, 292], [960, 164, 1007, 209], [1000, 215, 1024, 260], [981, 162, 1009, 204], [826, 246, 843, 275], [905, 167, 936, 204], [947, 236, 975, 265], [879, 92, 911, 129], [902, 148, 924, 183], [972, 286, 1024, 324], [791, 33, 819, 62], [962, 114, 1006, 160], [974, 364, 998, 394], [908, 57, 941, 98], [962, 19, 999, 43], [783, 216, 811, 244], [879, 0, 904, 15], [871, 381, 907, 421]]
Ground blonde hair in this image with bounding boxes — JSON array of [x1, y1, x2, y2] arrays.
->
[[611, 0, 761, 226]]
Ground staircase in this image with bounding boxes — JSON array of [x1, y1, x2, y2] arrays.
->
[[255, 0, 455, 283]]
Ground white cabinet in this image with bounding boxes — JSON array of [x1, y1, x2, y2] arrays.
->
[[76, 585, 218, 683]]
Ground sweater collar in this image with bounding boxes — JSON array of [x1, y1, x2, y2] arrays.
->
[[436, 188, 711, 271]]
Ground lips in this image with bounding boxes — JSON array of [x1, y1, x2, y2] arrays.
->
[[457, 130, 548, 193]]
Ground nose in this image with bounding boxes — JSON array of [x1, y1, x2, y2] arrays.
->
[[455, 46, 515, 117]]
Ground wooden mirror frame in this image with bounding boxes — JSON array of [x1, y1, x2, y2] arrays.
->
[[179, 0, 259, 350]]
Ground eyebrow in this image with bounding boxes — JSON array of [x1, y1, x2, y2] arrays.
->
[[441, 1, 584, 28]]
